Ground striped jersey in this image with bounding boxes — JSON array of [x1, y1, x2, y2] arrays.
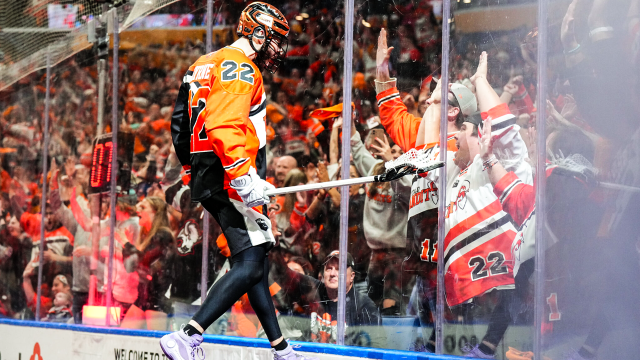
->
[[171, 46, 268, 201], [423, 104, 533, 306]]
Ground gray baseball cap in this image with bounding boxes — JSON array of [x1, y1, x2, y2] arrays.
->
[[450, 83, 478, 116]]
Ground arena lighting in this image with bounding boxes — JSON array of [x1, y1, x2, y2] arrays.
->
[[301, 13, 309, 18], [362, 19, 371, 27], [82, 305, 121, 326], [463, 0, 471, 3], [295, 15, 303, 21]]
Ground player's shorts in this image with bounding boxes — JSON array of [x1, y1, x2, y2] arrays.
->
[[200, 191, 276, 257]]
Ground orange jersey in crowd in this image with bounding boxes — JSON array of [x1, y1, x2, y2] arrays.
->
[[171, 46, 268, 202], [376, 87, 421, 152], [376, 86, 458, 152]]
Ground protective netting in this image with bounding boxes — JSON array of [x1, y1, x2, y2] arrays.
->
[[0, 0, 177, 91]]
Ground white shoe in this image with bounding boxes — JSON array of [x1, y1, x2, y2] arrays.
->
[[160, 330, 205, 360], [272, 344, 319, 360]]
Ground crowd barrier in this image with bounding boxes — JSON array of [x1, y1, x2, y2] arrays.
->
[[0, 319, 469, 360]]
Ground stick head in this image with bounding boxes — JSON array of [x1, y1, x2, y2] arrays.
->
[[380, 147, 444, 181]]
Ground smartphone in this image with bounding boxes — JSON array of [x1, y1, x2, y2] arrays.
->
[[365, 129, 386, 148]]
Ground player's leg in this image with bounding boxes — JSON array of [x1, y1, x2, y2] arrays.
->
[[243, 250, 299, 357], [160, 196, 266, 360], [160, 192, 317, 360]]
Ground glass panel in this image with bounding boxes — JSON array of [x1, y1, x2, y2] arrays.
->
[[430, 0, 544, 355], [108, 4, 217, 331], [95, 0, 352, 341], [539, 0, 640, 358], [344, 0, 445, 352], [0, 68, 50, 321], [440, 0, 539, 356], [252, 0, 352, 345], [30, 43, 116, 326]]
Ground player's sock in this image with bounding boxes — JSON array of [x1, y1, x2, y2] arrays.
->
[[273, 339, 289, 352], [578, 347, 595, 359], [478, 343, 495, 355], [183, 324, 202, 337]]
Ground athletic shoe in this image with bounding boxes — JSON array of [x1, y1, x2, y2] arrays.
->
[[272, 344, 319, 360], [160, 330, 205, 360], [460, 344, 496, 359]]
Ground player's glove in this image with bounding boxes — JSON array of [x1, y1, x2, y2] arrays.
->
[[230, 166, 275, 208]]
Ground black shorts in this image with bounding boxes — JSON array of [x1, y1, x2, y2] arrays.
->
[[200, 191, 275, 257]]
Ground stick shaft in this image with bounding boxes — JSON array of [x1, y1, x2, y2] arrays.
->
[[265, 176, 377, 196], [600, 182, 640, 192]]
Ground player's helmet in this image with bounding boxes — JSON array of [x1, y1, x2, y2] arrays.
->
[[237, 2, 290, 73]]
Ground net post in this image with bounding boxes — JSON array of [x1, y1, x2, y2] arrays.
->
[[337, 0, 355, 345], [35, 45, 52, 321]]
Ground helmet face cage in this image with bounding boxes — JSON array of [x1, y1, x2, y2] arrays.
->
[[258, 32, 288, 73], [237, 2, 289, 74]]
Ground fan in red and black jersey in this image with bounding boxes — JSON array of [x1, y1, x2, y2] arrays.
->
[[374, 28, 478, 352]]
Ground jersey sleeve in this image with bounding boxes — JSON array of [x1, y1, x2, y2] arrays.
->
[[171, 79, 192, 167], [376, 87, 421, 152], [484, 103, 533, 184], [205, 60, 260, 180], [492, 171, 535, 227], [512, 83, 534, 115]]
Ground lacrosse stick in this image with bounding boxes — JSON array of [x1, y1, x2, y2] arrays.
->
[[549, 153, 640, 193], [265, 147, 444, 197]]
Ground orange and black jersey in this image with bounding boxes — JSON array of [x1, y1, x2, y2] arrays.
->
[[377, 85, 458, 272], [172, 46, 268, 201], [376, 87, 421, 153]]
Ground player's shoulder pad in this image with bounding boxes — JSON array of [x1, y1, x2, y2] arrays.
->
[[214, 47, 262, 95]]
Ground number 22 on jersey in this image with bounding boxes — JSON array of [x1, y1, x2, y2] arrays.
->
[[189, 79, 212, 153]]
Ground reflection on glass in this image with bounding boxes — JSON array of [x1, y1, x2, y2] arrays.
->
[[536, 0, 640, 358]]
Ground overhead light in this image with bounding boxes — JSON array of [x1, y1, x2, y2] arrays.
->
[[301, 13, 309, 18], [295, 15, 303, 21], [362, 19, 371, 27], [463, 0, 471, 3]]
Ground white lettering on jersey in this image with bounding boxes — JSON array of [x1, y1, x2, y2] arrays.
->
[[193, 64, 214, 81]]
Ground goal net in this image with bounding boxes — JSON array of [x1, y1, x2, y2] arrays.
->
[[0, 0, 177, 91]]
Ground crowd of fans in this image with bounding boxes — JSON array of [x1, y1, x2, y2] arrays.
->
[[2, 0, 639, 356]]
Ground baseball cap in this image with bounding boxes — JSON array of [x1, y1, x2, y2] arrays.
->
[[323, 250, 355, 268], [464, 111, 483, 127], [449, 83, 478, 116]]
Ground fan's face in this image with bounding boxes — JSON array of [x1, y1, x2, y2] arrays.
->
[[391, 145, 403, 160]]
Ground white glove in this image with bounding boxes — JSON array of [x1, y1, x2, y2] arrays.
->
[[230, 166, 275, 208]]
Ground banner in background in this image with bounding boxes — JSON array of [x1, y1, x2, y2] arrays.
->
[[129, 14, 197, 29], [47, 4, 78, 29]]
